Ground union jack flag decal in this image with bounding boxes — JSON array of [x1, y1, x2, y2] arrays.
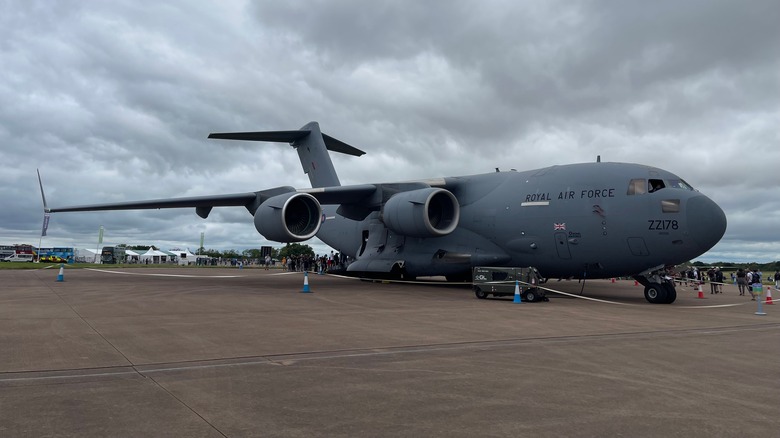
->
[[553, 223, 566, 231]]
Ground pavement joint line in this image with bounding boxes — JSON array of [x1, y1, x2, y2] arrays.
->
[[3, 323, 777, 384], [144, 373, 229, 438], [34, 272, 138, 372]]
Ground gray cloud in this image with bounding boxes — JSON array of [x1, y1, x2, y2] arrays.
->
[[1, 0, 778, 262]]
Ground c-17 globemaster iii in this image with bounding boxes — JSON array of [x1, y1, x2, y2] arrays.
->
[[44, 121, 727, 304]]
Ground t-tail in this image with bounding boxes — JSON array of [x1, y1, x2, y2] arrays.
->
[[208, 121, 365, 188]]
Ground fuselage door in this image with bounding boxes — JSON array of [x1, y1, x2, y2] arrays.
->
[[627, 237, 650, 256], [554, 232, 571, 259]]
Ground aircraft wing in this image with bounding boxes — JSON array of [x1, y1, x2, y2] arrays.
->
[[47, 185, 380, 212], [45, 192, 260, 213], [44, 186, 299, 219]]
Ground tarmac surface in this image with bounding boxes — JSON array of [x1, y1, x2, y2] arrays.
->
[[1, 266, 778, 437]]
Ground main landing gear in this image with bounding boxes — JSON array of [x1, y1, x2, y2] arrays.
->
[[634, 271, 677, 304]]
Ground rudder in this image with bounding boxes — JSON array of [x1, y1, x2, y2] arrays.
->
[[293, 122, 340, 188]]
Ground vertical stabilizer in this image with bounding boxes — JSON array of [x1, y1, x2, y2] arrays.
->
[[208, 121, 365, 189], [293, 122, 340, 188]]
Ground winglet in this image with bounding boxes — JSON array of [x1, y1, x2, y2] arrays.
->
[[37, 169, 50, 212]]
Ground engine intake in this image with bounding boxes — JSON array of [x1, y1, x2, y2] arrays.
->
[[254, 192, 322, 242], [383, 188, 459, 237]]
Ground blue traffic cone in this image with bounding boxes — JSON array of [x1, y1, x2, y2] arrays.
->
[[56, 264, 65, 282], [301, 271, 311, 293], [513, 280, 522, 304]]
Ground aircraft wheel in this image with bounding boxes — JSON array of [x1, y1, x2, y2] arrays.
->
[[662, 283, 677, 304], [390, 264, 413, 281], [644, 283, 668, 304], [474, 287, 488, 299], [525, 289, 538, 302], [543, 296, 549, 302]]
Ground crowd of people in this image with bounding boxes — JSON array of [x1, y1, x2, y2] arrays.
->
[[276, 252, 350, 273], [677, 266, 780, 301]]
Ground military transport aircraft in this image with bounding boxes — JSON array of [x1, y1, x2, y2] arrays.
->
[[44, 121, 727, 304]]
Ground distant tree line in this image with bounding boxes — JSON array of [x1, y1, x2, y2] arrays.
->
[[687, 260, 780, 271]]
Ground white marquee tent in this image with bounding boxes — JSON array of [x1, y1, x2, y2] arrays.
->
[[140, 248, 170, 264], [170, 248, 198, 265]]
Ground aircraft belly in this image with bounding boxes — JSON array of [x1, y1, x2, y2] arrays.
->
[[334, 219, 511, 276]]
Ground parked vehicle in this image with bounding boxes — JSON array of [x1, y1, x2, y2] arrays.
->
[[1, 253, 34, 262], [472, 266, 548, 302]]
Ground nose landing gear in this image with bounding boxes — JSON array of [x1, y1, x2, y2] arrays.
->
[[635, 269, 677, 304]]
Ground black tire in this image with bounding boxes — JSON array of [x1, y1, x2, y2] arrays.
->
[[474, 287, 489, 299], [525, 289, 537, 302], [662, 282, 677, 304], [644, 283, 668, 304], [543, 296, 550, 302]]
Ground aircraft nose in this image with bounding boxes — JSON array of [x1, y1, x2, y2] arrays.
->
[[686, 195, 727, 252]]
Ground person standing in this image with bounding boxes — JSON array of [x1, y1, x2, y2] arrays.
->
[[774, 270, 780, 289], [714, 268, 724, 294], [736, 268, 748, 296], [708, 267, 717, 294], [749, 269, 761, 301]]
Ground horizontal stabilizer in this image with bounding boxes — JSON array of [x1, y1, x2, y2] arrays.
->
[[322, 134, 365, 156], [208, 130, 308, 143], [209, 130, 365, 157]]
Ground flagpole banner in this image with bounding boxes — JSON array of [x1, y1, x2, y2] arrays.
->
[[41, 213, 50, 237]]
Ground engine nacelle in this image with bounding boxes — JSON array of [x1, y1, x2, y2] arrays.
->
[[383, 188, 460, 237], [254, 192, 322, 242]]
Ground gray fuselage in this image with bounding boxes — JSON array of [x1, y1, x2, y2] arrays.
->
[[317, 162, 726, 279]]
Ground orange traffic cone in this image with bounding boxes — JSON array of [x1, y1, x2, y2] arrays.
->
[[765, 287, 774, 305], [697, 283, 705, 299]]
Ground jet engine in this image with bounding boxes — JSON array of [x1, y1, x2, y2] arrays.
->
[[254, 192, 322, 242], [382, 188, 459, 237]]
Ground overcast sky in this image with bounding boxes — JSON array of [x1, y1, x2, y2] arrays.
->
[[1, 0, 778, 263]]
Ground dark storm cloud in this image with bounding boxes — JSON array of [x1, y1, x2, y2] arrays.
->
[[1, 0, 778, 261]]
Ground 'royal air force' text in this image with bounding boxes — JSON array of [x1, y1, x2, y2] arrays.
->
[[525, 189, 615, 203]]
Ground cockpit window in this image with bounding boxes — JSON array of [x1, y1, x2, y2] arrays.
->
[[627, 179, 646, 195], [668, 179, 695, 191], [662, 199, 680, 213], [629, 178, 693, 196], [648, 179, 665, 193]]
